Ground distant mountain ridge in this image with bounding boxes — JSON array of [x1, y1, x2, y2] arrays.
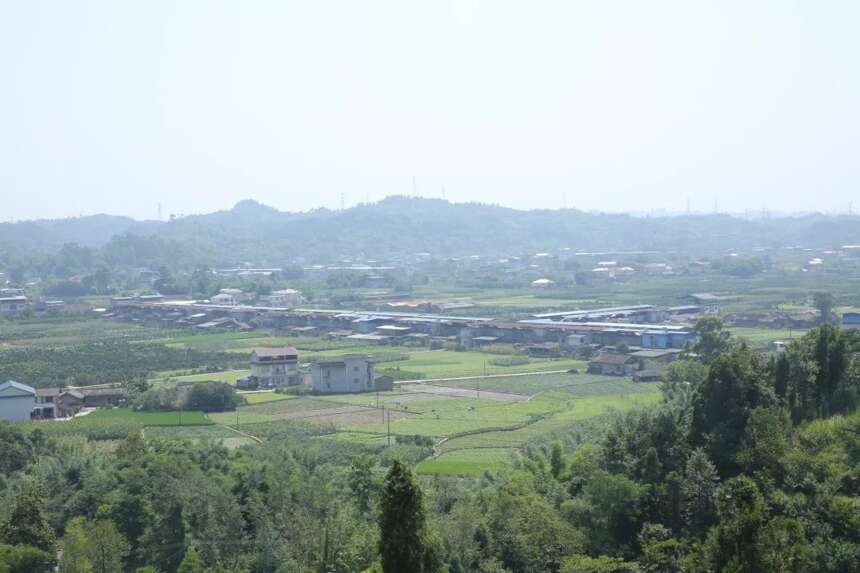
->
[[2, 196, 860, 267]]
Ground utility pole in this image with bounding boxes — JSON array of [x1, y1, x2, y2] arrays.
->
[[387, 409, 391, 447], [236, 409, 239, 430]]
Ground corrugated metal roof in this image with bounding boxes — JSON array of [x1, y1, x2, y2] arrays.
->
[[0, 381, 36, 395]]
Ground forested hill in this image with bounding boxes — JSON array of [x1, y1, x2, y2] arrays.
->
[[0, 215, 161, 253], [2, 197, 860, 267]]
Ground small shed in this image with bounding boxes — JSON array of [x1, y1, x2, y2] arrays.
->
[[374, 375, 395, 392]]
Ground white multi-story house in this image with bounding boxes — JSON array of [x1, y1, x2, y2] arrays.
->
[[311, 355, 375, 394], [261, 289, 304, 307], [210, 292, 238, 306], [249, 347, 300, 387], [210, 288, 249, 306], [0, 381, 36, 421]]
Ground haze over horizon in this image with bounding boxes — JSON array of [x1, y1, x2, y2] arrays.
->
[[2, 1, 859, 220]]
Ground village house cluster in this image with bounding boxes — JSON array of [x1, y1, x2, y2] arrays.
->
[[0, 380, 125, 422]]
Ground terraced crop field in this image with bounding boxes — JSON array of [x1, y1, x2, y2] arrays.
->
[[213, 371, 662, 476]]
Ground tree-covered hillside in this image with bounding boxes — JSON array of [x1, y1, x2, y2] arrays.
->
[[2, 197, 860, 270]]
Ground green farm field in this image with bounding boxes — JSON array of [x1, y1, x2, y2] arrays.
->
[[242, 392, 294, 405], [376, 351, 586, 380], [0, 318, 156, 348], [728, 326, 808, 347], [432, 372, 650, 396], [87, 408, 213, 426], [214, 371, 662, 476], [150, 369, 251, 386], [417, 448, 515, 476]]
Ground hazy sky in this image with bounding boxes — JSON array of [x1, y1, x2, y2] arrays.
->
[[2, 1, 859, 220]]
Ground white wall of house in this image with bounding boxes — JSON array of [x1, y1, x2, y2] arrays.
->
[[0, 383, 36, 421], [312, 357, 375, 394]]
